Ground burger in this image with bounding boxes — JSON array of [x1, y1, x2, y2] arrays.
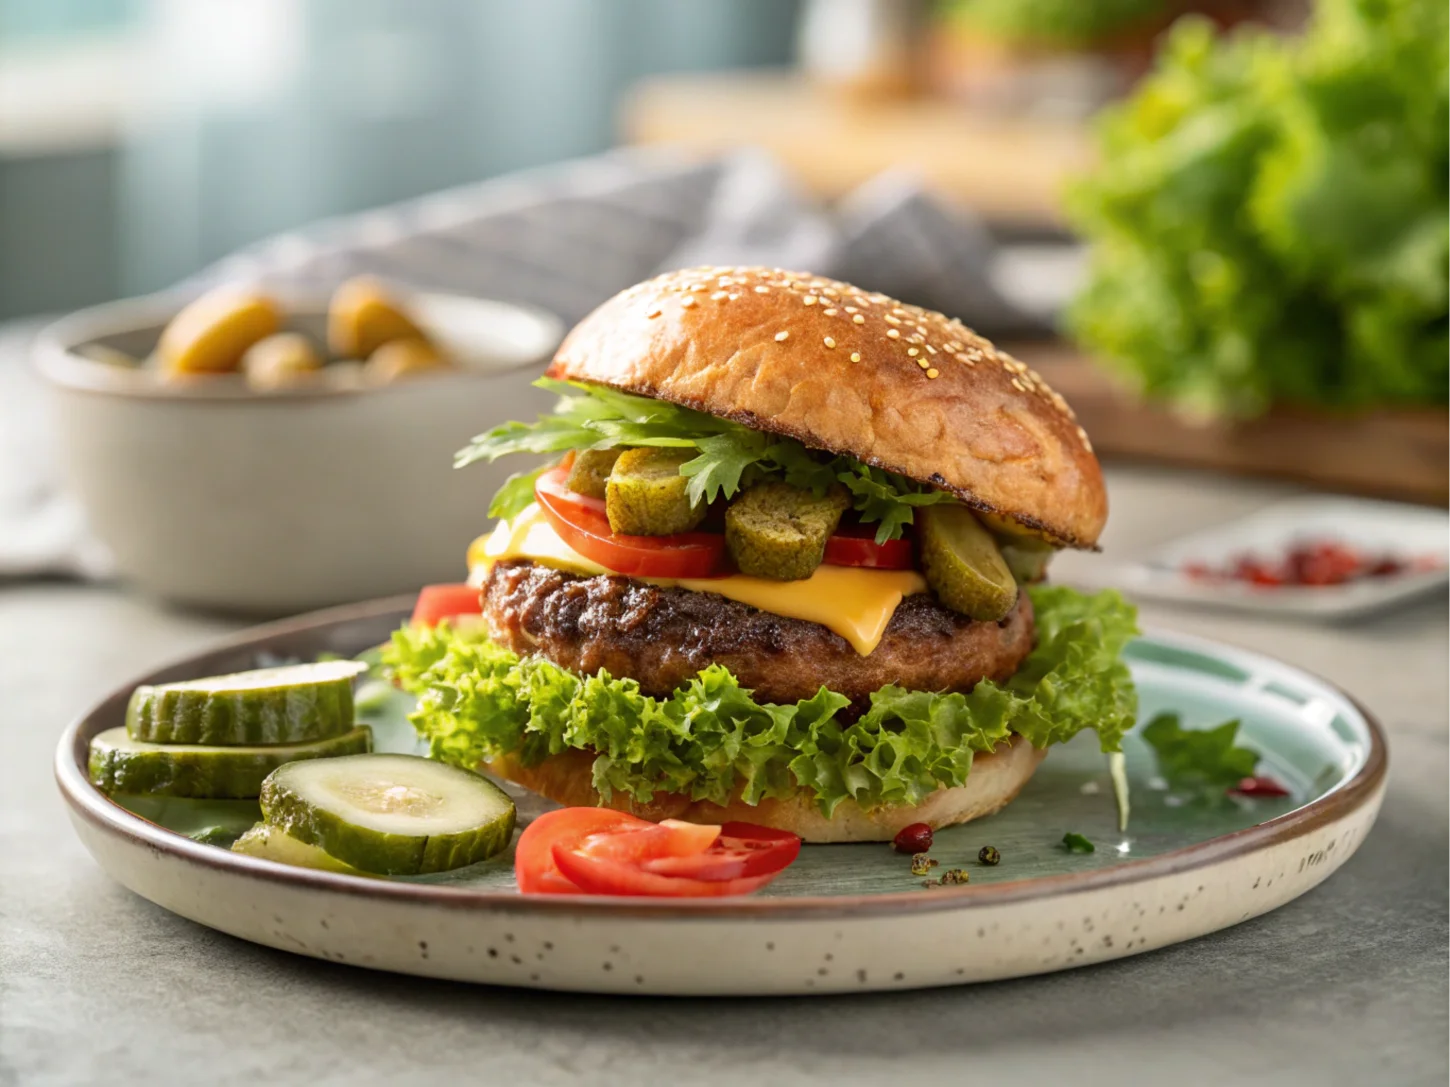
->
[[385, 267, 1137, 843]]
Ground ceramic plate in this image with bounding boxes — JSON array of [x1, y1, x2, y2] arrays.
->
[[56, 597, 1386, 995], [1105, 497, 1448, 620]]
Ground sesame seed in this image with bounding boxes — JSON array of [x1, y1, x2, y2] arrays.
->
[[754, 285, 770, 294], [824, 337, 836, 348], [925, 344, 937, 354], [728, 293, 740, 301], [917, 358, 929, 369], [850, 352, 861, 362], [927, 368, 940, 379], [681, 296, 696, 308], [844, 306, 858, 314], [822, 288, 839, 297], [887, 329, 901, 339], [823, 308, 838, 316], [711, 291, 727, 301], [775, 331, 789, 342], [1011, 378, 1027, 392], [884, 315, 902, 325], [907, 347, 919, 357], [804, 296, 819, 306], [852, 314, 865, 324], [956, 352, 974, 366]]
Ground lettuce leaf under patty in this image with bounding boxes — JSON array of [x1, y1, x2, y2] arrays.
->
[[383, 585, 1139, 816]]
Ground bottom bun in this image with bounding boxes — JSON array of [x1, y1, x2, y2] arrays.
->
[[484, 735, 1047, 843]]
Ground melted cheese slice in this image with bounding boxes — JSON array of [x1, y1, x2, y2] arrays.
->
[[469, 504, 926, 656]]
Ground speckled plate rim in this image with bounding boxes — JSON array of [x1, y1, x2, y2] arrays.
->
[[56, 594, 1388, 921]]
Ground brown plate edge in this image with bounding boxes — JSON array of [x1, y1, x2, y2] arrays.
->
[[55, 594, 1390, 923]]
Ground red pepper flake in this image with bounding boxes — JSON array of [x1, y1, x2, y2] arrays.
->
[[1229, 775, 1291, 798], [893, 822, 933, 854], [1182, 538, 1442, 590]]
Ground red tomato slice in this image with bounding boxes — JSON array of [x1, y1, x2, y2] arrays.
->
[[410, 583, 483, 626], [533, 467, 727, 579], [552, 847, 779, 898], [640, 822, 801, 880], [823, 523, 914, 570], [514, 808, 643, 894], [516, 809, 800, 897]]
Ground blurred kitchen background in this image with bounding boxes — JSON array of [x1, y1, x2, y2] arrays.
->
[[2, 0, 1445, 611]]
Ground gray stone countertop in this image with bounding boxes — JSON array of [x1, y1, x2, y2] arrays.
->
[[2, 466, 1446, 1086]]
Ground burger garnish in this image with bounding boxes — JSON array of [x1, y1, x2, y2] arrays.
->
[[385, 267, 1138, 843]]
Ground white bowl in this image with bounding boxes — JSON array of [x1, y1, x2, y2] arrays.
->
[[35, 287, 564, 615]]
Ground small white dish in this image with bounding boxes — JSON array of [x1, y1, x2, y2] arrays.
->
[[1108, 497, 1448, 620], [35, 287, 564, 615]]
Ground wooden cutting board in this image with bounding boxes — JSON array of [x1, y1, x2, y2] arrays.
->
[[1014, 343, 1449, 506]]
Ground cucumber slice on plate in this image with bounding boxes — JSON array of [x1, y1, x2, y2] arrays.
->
[[231, 823, 366, 876], [259, 754, 516, 875], [88, 725, 372, 799], [126, 660, 366, 745]]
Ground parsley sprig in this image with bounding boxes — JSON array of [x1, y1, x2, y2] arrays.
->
[[456, 378, 955, 541], [1140, 712, 1260, 796]]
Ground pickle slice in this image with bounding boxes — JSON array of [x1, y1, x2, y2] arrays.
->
[[605, 448, 705, 535], [725, 482, 849, 580], [88, 726, 373, 799], [158, 287, 281, 375], [365, 338, 448, 383], [1000, 541, 1055, 584], [231, 823, 367, 876], [258, 754, 516, 875], [567, 448, 622, 499], [242, 332, 323, 390], [919, 505, 1018, 621], [126, 660, 366, 746], [327, 276, 429, 358]]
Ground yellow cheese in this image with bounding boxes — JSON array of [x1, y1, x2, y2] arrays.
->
[[469, 504, 927, 656]]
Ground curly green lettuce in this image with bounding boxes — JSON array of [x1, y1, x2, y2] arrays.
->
[[938, 0, 1169, 48], [383, 585, 1139, 817], [1067, 0, 1449, 418]]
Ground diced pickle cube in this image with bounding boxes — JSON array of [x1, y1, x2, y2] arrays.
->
[[605, 448, 705, 535], [725, 482, 849, 580], [567, 448, 622, 500]]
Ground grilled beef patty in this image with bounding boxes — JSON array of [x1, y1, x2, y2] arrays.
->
[[480, 559, 1034, 707]]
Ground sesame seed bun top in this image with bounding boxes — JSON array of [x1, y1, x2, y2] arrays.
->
[[546, 266, 1107, 548]]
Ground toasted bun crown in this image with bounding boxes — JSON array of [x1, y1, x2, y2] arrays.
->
[[547, 267, 1106, 547]]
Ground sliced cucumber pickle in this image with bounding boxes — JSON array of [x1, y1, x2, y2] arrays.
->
[[605, 448, 705, 535], [231, 823, 366, 876], [725, 481, 849, 580], [259, 754, 516, 875], [1000, 540, 1055, 584], [919, 505, 1019, 621], [327, 276, 428, 358], [126, 660, 366, 745], [88, 726, 373, 799], [567, 448, 622, 499]]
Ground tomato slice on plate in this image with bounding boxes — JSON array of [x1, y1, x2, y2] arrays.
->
[[534, 467, 727, 579], [515, 808, 801, 897], [410, 583, 483, 626], [823, 523, 914, 570], [640, 822, 802, 880], [514, 808, 641, 894]]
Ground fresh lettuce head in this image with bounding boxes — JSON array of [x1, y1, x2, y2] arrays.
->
[[940, 0, 1169, 48], [1067, 1, 1449, 418], [384, 585, 1139, 817]]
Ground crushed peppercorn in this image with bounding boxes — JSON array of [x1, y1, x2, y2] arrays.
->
[[910, 853, 938, 877], [978, 845, 1001, 866]]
